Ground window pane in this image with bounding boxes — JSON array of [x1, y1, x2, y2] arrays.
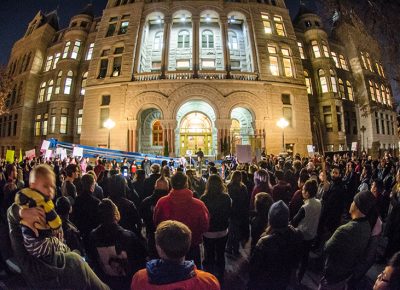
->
[[269, 56, 279, 76]]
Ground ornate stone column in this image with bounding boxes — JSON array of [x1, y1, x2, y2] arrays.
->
[[132, 16, 146, 77], [161, 16, 171, 79], [220, 16, 230, 77], [127, 120, 138, 152], [192, 15, 200, 78]]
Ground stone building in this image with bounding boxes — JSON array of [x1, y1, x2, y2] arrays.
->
[[0, 0, 397, 158]]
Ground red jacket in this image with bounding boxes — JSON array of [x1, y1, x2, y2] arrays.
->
[[153, 188, 209, 247], [131, 267, 220, 290]]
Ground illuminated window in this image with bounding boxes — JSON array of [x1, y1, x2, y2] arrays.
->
[[38, 82, 46, 103], [44, 55, 53, 72], [62, 41, 71, 58], [375, 83, 381, 103], [381, 85, 387, 105], [386, 88, 391, 106], [77, 109, 83, 135], [55, 71, 63, 94], [71, 40, 81, 59], [273, 15, 286, 36], [53, 53, 60, 69], [369, 81, 376, 101], [268, 45, 279, 76], [202, 30, 214, 48], [152, 120, 163, 146], [261, 13, 272, 34], [304, 71, 313, 94], [98, 59, 108, 79], [346, 81, 353, 101], [46, 80, 53, 101], [297, 42, 305, 59], [380, 64, 386, 78], [35, 114, 41, 136], [330, 70, 338, 93], [118, 21, 129, 34], [153, 32, 163, 51], [360, 52, 367, 69], [64, 71, 73, 94], [42, 113, 48, 136], [339, 54, 348, 70], [331, 52, 339, 68], [201, 59, 215, 69], [177, 30, 190, 48], [312, 40, 321, 58], [322, 41, 329, 57], [86, 43, 94, 60], [366, 52, 373, 71], [111, 57, 122, 77], [281, 48, 293, 77], [60, 116, 68, 134], [176, 59, 190, 69], [228, 31, 238, 50], [319, 69, 328, 93], [81, 72, 88, 95], [339, 78, 345, 99]]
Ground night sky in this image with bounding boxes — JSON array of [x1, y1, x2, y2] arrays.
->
[[0, 0, 301, 65]]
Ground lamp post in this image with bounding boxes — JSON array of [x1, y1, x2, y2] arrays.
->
[[103, 118, 116, 149], [276, 118, 289, 153], [360, 125, 366, 152]]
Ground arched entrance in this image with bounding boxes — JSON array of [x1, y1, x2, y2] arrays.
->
[[176, 100, 217, 156], [180, 112, 212, 155], [138, 108, 163, 154], [230, 107, 254, 153]]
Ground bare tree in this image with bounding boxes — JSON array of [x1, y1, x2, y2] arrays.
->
[[0, 65, 13, 115]]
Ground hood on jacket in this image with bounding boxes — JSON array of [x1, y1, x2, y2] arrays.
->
[[146, 259, 195, 285]]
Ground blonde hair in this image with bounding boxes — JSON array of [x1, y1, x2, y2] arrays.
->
[[29, 164, 55, 185]]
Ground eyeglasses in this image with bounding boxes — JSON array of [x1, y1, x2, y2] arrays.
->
[[377, 271, 390, 283]]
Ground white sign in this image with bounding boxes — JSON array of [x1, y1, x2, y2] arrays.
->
[[56, 148, 63, 155], [45, 150, 52, 159], [351, 142, 358, 151], [60, 149, 67, 160], [41, 140, 50, 150], [307, 145, 315, 157], [186, 150, 192, 156], [236, 144, 252, 163], [73, 147, 83, 157]]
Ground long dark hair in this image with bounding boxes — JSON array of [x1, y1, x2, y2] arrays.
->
[[203, 175, 226, 198]]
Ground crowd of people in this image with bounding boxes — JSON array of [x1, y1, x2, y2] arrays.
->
[[0, 151, 399, 290]]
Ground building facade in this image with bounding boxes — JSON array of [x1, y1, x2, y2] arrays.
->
[[1, 0, 397, 158]]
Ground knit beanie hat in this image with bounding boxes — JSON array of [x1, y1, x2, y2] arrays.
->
[[354, 190, 376, 215], [268, 200, 289, 229]]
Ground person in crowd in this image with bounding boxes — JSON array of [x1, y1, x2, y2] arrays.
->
[[87, 170, 104, 200], [384, 179, 400, 261], [130, 169, 146, 201], [226, 170, 249, 256], [358, 163, 373, 192], [89, 198, 147, 290], [373, 251, 400, 290], [250, 169, 272, 210], [7, 166, 109, 289], [61, 164, 78, 204], [291, 179, 321, 284], [14, 165, 69, 261], [342, 161, 359, 211], [186, 169, 205, 197], [200, 174, 231, 280], [154, 172, 209, 268], [131, 220, 220, 290], [72, 173, 101, 250], [319, 165, 346, 237], [140, 177, 170, 258], [249, 200, 303, 290], [94, 158, 106, 179], [56, 196, 85, 255], [272, 170, 292, 205], [319, 190, 376, 289], [141, 156, 152, 177], [143, 164, 161, 200], [250, 192, 274, 252], [289, 169, 309, 219], [108, 174, 142, 236]]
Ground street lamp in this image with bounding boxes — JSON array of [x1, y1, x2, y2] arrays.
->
[[360, 125, 366, 152], [277, 118, 289, 153], [103, 118, 116, 149]]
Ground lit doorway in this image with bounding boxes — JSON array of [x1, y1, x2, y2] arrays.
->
[[179, 112, 212, 155]]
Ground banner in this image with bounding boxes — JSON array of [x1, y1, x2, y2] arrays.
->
[[41, 140, 50, 151], [307, 145, 315, 158], [73, 147, 83, 157], [60, 149, 67, 160], [351, 142, 358, 151], [6, 150, 15, 163], [25, 149, 36, 159], [236, 144, 252, 163]]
